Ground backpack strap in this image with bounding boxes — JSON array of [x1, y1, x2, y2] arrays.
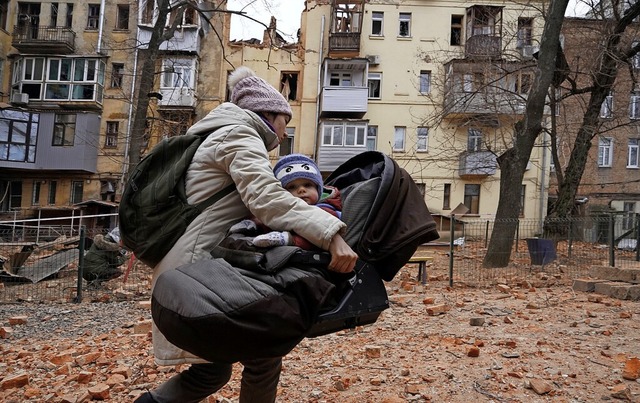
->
[[194, 183, 237, 212]]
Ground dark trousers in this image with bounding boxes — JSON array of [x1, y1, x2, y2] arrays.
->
[[150, 357, 282, 403]]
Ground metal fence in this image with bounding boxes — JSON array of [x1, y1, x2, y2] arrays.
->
[[1, 214, 638, 303]]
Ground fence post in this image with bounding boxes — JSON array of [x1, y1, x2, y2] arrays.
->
[[484, 221, 489, 248], [609, 214, 615, 267], [515, 220, 519, 252], [636, 213, 640, 262], [75, 226, 86, 303], [568, 219, 573, 259], [449, 214, 454, 287]]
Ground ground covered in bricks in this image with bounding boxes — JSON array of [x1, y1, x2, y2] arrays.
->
[[1, 250, 639, 403]]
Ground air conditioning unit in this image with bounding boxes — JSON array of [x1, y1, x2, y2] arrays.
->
[[520, 45, 538, 59], [366, 55, 381, 65], [11, 93, 29, 105]]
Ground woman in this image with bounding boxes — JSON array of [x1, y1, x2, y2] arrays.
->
[[135, 67, 357, 403]]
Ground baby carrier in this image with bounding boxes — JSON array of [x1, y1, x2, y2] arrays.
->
[[151, 151, 439, 362]]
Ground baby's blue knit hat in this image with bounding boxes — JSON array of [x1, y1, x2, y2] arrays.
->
[[274, 154, 323, 197]]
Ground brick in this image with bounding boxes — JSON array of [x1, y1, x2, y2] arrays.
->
[[8, 316, 27, 326], [75, 351, 102, 366], [88, 383, 110, 400], [572, 278, 607, 292], [134, 320, 152, 335], [0, 327, 13, 339], [622, 357, 640, 380], [529, 379, 552, 395], [364, 345, 381, 359], [426, 304, 449, 316], [0, 373, 29, 390]]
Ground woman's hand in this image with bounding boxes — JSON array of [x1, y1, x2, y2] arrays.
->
[[327, 233, 358, 273]]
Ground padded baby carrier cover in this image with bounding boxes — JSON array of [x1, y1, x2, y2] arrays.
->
[[326, 151, 439, 280], [151, 252, 336, 363]]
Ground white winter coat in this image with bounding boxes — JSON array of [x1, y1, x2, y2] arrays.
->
[[151, 103, 346, 365]]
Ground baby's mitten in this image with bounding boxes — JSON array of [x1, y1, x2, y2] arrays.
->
[[228, 219, 258, 235], [252, 231, 293, 248]]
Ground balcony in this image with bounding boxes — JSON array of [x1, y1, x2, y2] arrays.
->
[[158, 87, 197, 108], [329, 32, 360, 54], [12, 26, 76, 54], [459, 151, 497, 177], [465, 35, 501, 59], [320, 86, 368, 117], [137, 26, 202, 54]]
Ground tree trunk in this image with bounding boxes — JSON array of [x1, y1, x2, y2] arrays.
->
[[482, 0, 569, 268], [125, 0, 171, 182]]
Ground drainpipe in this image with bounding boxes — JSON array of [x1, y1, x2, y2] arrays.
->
[[96, 0, 106, 54], [120, 27, 140, 194], [313, 15, 325, 160]]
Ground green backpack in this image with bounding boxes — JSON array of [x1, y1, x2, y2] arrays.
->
[[119, 134, 235, 268]]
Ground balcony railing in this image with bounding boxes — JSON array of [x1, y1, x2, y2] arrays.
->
[[459, 151, 497, 177], [12, 26, 76, 53], [465, 35, 501, 59], [329, 32, 361, 53]]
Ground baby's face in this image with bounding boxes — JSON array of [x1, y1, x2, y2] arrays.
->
[[284, 178, 319, 205]]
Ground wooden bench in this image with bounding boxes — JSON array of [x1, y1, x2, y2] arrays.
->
[[408, 255, 434, 285]]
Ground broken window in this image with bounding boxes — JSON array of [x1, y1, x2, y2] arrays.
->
[[280, 72, 298, 101]]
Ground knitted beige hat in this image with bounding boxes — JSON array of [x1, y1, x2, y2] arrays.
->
[[228, 66, 292, 118]]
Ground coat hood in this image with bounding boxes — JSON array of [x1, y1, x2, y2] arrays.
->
[[186, 102, 280, 151]]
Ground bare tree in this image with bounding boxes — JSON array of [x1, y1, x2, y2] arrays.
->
[[482, 0, 569, 267], [545, 1, 640, 234]]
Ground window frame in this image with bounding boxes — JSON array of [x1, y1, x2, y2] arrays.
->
[[598, 137, 613, 167], [105, 121, 119, 148], [116, 4, 130, 30], [368, 72, 382, 99], [279, 127, 295, 156], [450, 15, 463, 46], [161, 58, 195, 89], [111, 63, 124, 88], [419, 70, 431, 94], [443, 183, 451, 210], [628, 139, 639, 168], [517, 17, 533, 48], [322, 122, 367, 147], [467, 128, 482, 152], [0, 110, 38, 163], [398, 12, 411, 37], [393, 126, 406, 151], [600, 92, 613, 118], [367, 125, 377, 151], [52, 113, 76, 146], [463, 184, 480, 214], [48, 180, 57, 205], [71, 180, 83, 204], [31, 181, 41, 206], [87, 4, 100, 29], [371, 11, 383, 36], [417, 126, 428, 151]]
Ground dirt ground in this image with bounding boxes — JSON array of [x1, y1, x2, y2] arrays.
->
[[1, 253, 639, 403]]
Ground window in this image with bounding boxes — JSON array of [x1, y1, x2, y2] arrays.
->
[[633, 42, 640, 69], [162, 58, 194, 88], [630, 93, 640, 119], [368, 73, 381, 99], [53, 114, 75, 146], [71, 181, 83, 204], [40, 57, 105, 101], [0, 0, 7, 31], [0, 181, 23, 211], [87, 4, 100, 29], [443, 183, 451, 210], [600, 92, 613, 118], [419, 70, 431, 94], [279, 127, 295, 156], [399, 12, 411, 37], [461, 73, 484, 93], [515, 72, 533, 94], [463, 184, 480, 214], [322, 122, 366, 146], [116, 4, 129, 30], [367, 126, 377, 151], [106, 121, 118, 147], [451, 15, 463, 45], [393, 126, 406, 151], [371, 12, 383, 36], [623, 202, 636, 230], [65, 3, 73, 27], [329, 72, 352, 87], [48, 180, 57, 205], [168, 6, 196, 26], [0, 110, 38, 162], [280, 72, 298, 101], [111, 63, 124, 88], [417, 127, 428, 151], [517, 18, 533, 48], [50, 3, 58, 27], [32, 181, 41, 206], [468, 128, 482, 151], [141, 0, 153, 24], [520, 185, 526, 215], [628, 139, 639, 168], [598, 137, 613, 167]]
